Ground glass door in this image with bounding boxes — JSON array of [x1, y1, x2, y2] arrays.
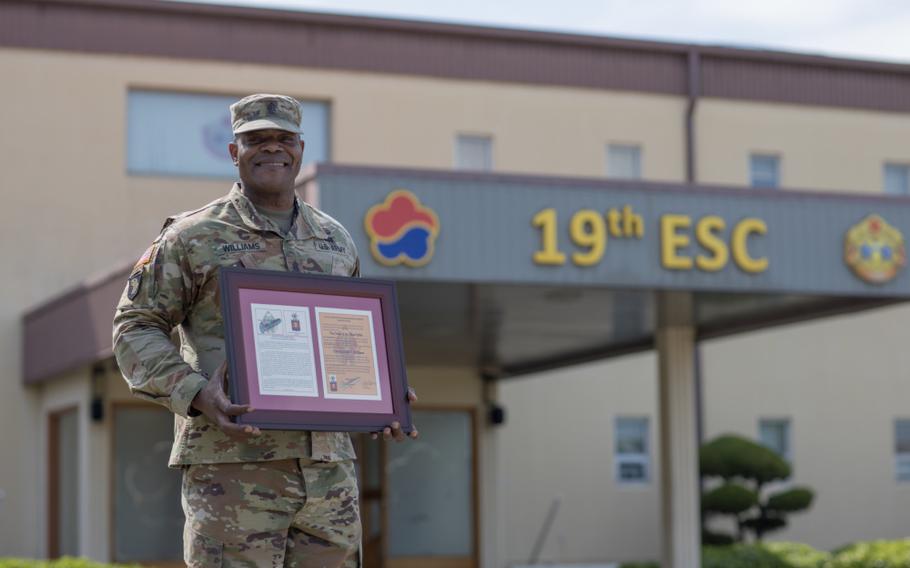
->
[[385, 409, 477, 568]]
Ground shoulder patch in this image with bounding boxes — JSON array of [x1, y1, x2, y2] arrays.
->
[[127, 270, 143, 300], [133, 242, 158, 272]]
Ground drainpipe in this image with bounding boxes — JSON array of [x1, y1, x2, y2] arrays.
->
[[685, 48, 700, 185], [686, 47, 707, 547]]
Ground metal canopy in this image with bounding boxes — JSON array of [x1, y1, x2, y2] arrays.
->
[[395, 280, 897, 377]]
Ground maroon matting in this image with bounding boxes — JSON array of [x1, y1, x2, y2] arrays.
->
[[220, 267, 412, 432]]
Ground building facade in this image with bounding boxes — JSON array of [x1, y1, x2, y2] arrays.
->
[[2, 1, 910, 566]]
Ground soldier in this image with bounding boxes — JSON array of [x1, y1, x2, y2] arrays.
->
[[113, 93, 417, 567]]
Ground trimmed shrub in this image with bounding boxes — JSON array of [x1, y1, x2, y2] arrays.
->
[[700, 434, 814, 541], [767, 488, 815, 513], [702, 528, 737, 546], [701, 435, 791, 483], [703, 482, 758, 514]]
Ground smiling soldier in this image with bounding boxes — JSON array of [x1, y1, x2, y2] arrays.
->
[[113, 94, 417, 568]]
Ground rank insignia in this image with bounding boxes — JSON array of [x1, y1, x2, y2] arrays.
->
[[844, 214, 906, 284], [127, 270, 142, 300]]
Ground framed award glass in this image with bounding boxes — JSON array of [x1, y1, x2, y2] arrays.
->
[[219, 267, 413, 432]]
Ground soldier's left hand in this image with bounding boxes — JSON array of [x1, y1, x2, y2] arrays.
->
[[372, 387, 419, 441]]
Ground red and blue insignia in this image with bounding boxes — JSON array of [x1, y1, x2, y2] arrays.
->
[[363, 190, 439, 267]]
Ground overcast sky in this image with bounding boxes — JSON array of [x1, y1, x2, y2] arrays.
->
[[177, 0, 910, 64]]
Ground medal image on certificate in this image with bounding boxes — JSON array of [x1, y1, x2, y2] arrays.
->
[[315, 307, 382, 400]]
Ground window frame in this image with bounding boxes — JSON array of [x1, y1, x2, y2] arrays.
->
[[126, 89, 331, 180], [895, 419, 910, 482], [758, 417, 792, 463], [606, 143, 643, 180], [749, 153, 781, 189], [884, 163, 910, 196], [454, 133, 494, 172], [614, 416, 651, 485]]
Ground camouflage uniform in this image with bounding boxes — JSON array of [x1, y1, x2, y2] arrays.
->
[[113, 182, 362, 567]]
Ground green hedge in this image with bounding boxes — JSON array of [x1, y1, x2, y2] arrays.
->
[[0, 558, 138, 568], [827, 540, 910, 568], [619, 540, 910, 568]]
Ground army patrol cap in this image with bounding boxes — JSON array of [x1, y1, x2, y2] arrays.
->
[[230, 94, 302, 135]]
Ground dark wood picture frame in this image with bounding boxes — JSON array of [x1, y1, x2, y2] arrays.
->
[[220, 267, 413, 433]]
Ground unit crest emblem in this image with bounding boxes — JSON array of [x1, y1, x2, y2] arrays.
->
[[364, 190, 439, 267], [844, 214, 906, 284]]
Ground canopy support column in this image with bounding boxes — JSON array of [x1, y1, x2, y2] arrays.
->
[[657, 291, 701, 568]]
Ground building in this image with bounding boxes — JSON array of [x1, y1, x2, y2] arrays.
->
[[2, 1, 910, 567]]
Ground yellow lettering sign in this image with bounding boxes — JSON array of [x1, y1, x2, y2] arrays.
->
[[695, 216, 728, 272], [570, 209, 607, 266], [732, 218, 768, 273], [661, 215, 693, 270], [531, 208, 567, 265]]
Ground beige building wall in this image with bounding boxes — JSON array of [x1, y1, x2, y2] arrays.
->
[[697, 98, 910, 193], [497, 353, 661, 565], [498, 302, 910, 560], [702, 303, 910, 550]]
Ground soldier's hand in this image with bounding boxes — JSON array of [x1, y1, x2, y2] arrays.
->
[[372, 387, 419, 441], [191, 361, 261, 439]]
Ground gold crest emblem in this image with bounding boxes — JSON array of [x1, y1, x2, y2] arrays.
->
[[844, 214, 906, 284]]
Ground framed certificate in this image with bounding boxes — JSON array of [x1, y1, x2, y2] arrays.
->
[[219, 267, 413, 433]]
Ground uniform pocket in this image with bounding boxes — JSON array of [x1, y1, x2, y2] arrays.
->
[[184, 525, 223, 567], [330, 253, 356, 277]]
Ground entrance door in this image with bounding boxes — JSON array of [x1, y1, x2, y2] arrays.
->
[[111, 403, 184, 566], [355, 433, 386, 567], [48, 406, 79, 558], [385, 409, 478, 568]]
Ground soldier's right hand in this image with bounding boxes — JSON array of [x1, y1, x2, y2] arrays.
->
[[190, 361, 261, 439]]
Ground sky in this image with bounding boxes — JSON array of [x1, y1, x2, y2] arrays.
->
[[176, 0, 910, 64]]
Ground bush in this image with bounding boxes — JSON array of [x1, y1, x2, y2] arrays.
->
[[767, 488, 815, 513], [621, 542, 830, 568], [700, 434, 813, 541], [766, 542, 830, 568], [620, 541, 910, 568], [0, 558, 139, 568], [703, 544, 793, 568], [701, 435, 791, 483], [827, 540, 910, 568], [703, 482, 758, 514]]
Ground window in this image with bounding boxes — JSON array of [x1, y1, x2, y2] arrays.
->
[[895, 420, 910, 481], [759, 418, 791, 462], [750, 154, 780, 188], [615, 417, 650, 484], [127, 90, 329, 178], [884, 164, 910, 195], [454, 134, 493, 171], [606, 144, 642, 179]]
